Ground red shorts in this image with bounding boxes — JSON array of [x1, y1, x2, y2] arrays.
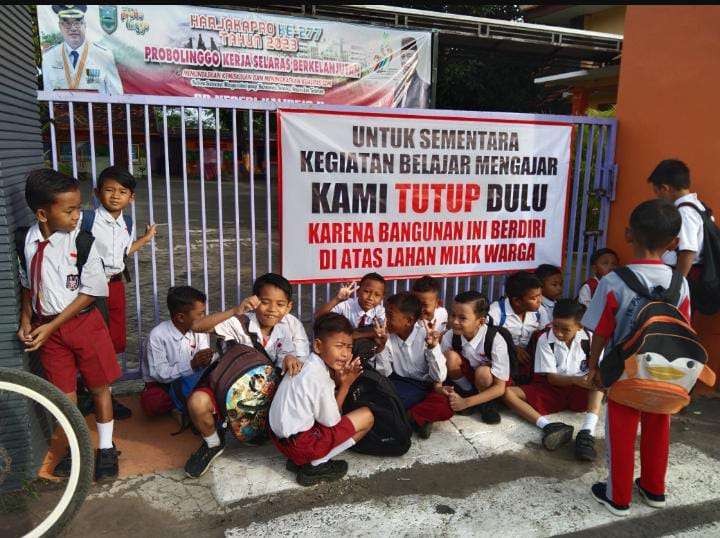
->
[[522, 377, 589, 416], [107, 278, 127, 354], [192, 386, 220, 415], [35, 308, 121, 393], [272, 416, 357, 466]]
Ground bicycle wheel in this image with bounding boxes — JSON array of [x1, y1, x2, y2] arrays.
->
[[0, 367, 94, 537]]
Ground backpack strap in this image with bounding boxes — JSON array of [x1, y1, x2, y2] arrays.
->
[[663, 270, 684, 305], [80, 209, 95, 234], [451, 333, 463, 354], [484, 325, 498, 360], [14, 226, 30, 274], [580, 329, 591, 358], [614, 267, 652, 300], [238, 314, 274, 363], [614, 266, 683, 306], [74, 230, 95, 279], [498, 298, 507, 327], [123, 214, 133, 237], [677, 201, 705, 216]]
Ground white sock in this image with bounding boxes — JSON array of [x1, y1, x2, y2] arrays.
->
[[310, 438, 355, 466], [581, 412, 599, 435], [97, 420, 114, 449], [204, 431, 221, 448], [452, 377, 473, 392], [536, 416, 549, 429]]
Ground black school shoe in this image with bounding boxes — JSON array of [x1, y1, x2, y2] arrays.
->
[[111, 397, 133, 420], [574, 429, 597, 461], [635, 478, 666, 508], [591, 482, 630, 517], [296, 460, 348, 487], [95, 446, 119, 483], [184, 439, 226, 479], [478, 401, 501, 424], [77, 391, 132, 421], [411, 420, 434, 439], [541, 422, 574, 451], [52, 450, 72, 478]]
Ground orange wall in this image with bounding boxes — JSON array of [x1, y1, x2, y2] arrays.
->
[[610, 6, 720, 384]]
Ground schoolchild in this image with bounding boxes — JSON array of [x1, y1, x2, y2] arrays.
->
[[411, 275, 448, 332], [535, 264, 563, 318], [577, 248, 619, 307]]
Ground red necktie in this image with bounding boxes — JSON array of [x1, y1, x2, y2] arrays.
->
[[30, 240, 49, 316], [358, 314, 367, 327], [262, 335, 269, 348]]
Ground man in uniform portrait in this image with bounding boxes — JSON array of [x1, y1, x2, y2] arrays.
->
[[42, 5, 124, 95]]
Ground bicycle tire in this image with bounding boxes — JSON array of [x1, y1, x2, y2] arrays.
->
[[0, 367, 94, 537]]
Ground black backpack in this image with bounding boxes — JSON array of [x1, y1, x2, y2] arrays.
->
[[14, 226, 95, 279], [342, 364, 412, 457], [677, 202, 720, 314], [452, 323, 519, 381]]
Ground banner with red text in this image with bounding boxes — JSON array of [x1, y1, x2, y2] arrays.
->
[[279, 110, 573, 283], [37, 5, 431, 106]]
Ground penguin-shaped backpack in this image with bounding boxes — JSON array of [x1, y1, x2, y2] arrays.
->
[[600, 268, 716, 414]]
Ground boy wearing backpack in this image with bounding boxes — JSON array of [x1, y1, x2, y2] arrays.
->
[[373, 292, 452, 439], [15, 169, 120, 481], [535, 264, 563, 318], [411, 275, 448, 332], [577, 249, 619, 307], [140, 286, 217, 417], [442, 291, 511, 424], [503, 299, 603, 461], [270, 313, 375, 486], [583, 199, 692, 516], [488, 271, 550, 381]]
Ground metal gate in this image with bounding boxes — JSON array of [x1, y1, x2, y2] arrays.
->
[[36, 91, 617, 380]]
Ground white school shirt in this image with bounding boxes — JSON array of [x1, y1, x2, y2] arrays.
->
[[441, 325, 511, 382], [662, 193, 706, 266], [331, 297, 385, 328], [214, 312, 295, 367], [374, 325, 447, 383], [143, 320, 212, 383], [415, 306, 448, 332], [278, 313, 310, 359], [541, 296, 555, 319], [488, 298, 550, 348], [534, 329, 596, 377], [577, 279, 597, 307], [83, 207, 134, 278], [18, 224, 108, 316], [269, 353, 341, 439]]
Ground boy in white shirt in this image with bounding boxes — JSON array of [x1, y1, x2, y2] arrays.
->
[[373, 292, 451, 439], [577, 248, 619, 307], [316, 272, 386, 333], [411, 275, 448, 332], [442, 291, 510, 425], [535, 264, 563, 319], [648, 159, 707, 278], [270, 313, 374, 486], [503, 299, 603, 461]]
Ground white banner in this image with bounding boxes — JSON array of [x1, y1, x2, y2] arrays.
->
[[279, 110, 573, 283]]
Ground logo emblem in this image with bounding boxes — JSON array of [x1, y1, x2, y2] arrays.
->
[[66, 274, 80, 291], [99, 5, 118, 35]]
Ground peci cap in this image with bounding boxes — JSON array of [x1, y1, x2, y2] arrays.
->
[[52, 5, 87, 19]]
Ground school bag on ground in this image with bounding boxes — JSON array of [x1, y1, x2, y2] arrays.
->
[[676, 201, 720, 315], [599, 267, 716, 414], [198, 342, 280, 443], [342, 364, 412, 456]]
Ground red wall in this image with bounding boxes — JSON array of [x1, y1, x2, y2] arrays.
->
[[610, 6, 720, 383]]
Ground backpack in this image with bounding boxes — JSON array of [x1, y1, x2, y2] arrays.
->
[[81, 209, 134, 282], [342, 364, 412, 456], [581, 277, 599, 299], [14, 226, 95, 279], [599, 267, 716, 414], [198, 342, 280, 443], [676, 202, 720, 314]]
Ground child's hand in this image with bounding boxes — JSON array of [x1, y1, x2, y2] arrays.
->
[[235, 295, 260, 315], [192, 348, 214, 369], [25, 323, 56, 352], [587, 367, 603, 390], [575, 373, 594, 390], [445, 389, 469, 411], [422, 320, 443, 349], [516, 347, 531, 365], [336, 281, 358, 301], [16, 321, 32, 345], [143, 224, 157, 241], [337, 357, 363, 387], [282, 355, 304, 376], [372, 318, 388, 351]]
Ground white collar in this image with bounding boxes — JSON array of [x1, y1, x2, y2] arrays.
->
[[396, 325, 421, 348], [674, 193, 699, 206], [547, 328, 587, 346], [63, 41, 86, 54], [465, 324, 488, 349], [96, 206, 125, 226], [27, 223, 67, 247]]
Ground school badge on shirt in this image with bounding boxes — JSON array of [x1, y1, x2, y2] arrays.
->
[[66, 274, 80, 291]]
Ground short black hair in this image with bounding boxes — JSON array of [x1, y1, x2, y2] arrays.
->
[[360, 272, 385, 288], [454, 290, 489, 317], [314, 312, 354, 340], [629, 199, 682, 251], [647, 159, 690, 190], [412, 275, 441, 295], [590, 247, 619, 266], [253, 273, 292, 301], [25, 168, 79, 212], [97, 166, 137, 192], [535, 264, 562, 283], [505, 271, 542, 300], [386, 292, 422, 321], [167, 286, 206, 316], [553, 298, 586, 322]]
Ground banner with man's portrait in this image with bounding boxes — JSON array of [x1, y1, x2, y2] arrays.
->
[[37, 4, 433, 107]]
